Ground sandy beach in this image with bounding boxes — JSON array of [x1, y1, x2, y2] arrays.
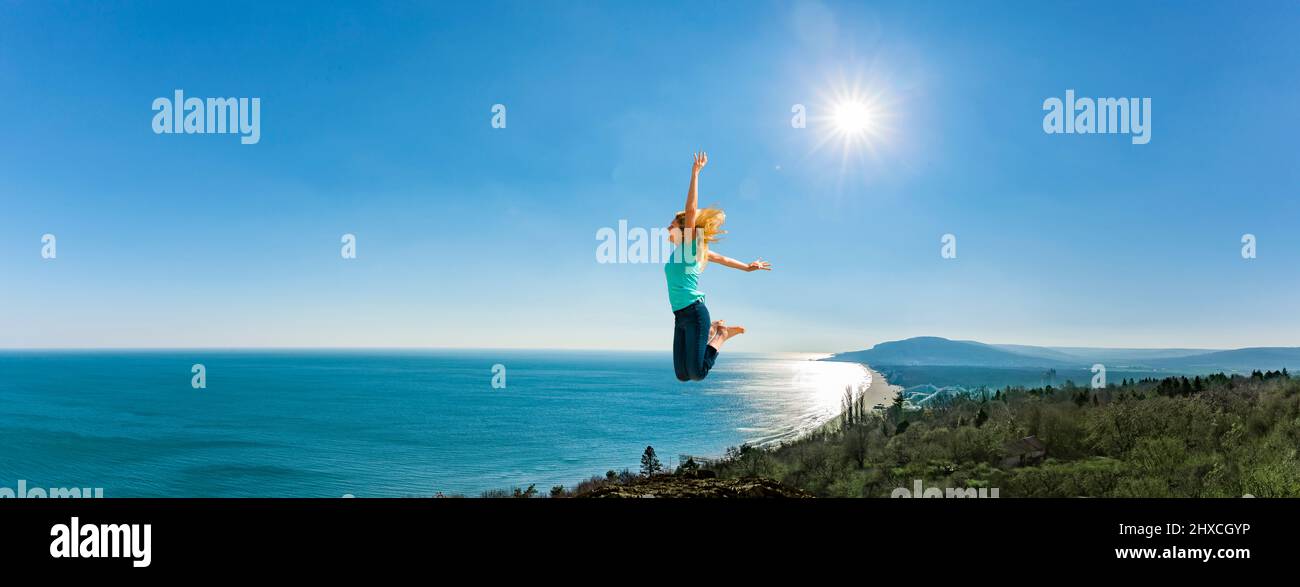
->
[[814, 363, 903, 434], [860, 366, 903, 410]]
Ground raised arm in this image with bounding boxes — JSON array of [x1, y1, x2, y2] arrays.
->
[[707, 250, 772, 272], [683, 151, 707, 231]]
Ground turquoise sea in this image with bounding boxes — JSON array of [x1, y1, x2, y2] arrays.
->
[[0, 350, 869, 497]]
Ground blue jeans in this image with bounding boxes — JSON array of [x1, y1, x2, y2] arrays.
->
[[672, 301, 718, 381]]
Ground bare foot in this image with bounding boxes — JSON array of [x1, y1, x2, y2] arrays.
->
[[710, 320, 725, 339], [708, 324, 746, 351]]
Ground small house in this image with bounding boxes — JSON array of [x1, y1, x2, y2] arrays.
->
[[1001, 435, 1047, 468]]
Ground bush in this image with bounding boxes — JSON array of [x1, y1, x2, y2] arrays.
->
[[700, 372, 1300, 497]]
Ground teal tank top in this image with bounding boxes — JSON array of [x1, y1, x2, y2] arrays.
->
[[664, 240, 706, 311]]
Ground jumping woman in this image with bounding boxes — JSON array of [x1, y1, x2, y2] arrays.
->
[[665, 151, 772, 382]]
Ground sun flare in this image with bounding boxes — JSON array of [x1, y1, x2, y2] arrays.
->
[[807, 79, 895, 176], [832, 100, 875, 136]]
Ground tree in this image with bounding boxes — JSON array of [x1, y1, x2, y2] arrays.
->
[[512, 484, 537, 498], [640, 446, 663, 477], [842, 385, 858, 427], [845, 421, 870, 468], [889, 390, 907, 425]]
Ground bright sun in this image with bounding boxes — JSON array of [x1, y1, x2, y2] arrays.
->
[[805, 77, 896, 180], [832, 100, 874, 135]]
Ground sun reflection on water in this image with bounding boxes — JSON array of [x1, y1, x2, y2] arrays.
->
[[789, 358, 874, 417]]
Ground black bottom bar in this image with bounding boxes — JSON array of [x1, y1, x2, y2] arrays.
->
[[1, 498, 1289, 573]]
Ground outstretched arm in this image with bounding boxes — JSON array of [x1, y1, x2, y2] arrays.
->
[[683, 151, 707, 231], [707, 250, 772, 272]]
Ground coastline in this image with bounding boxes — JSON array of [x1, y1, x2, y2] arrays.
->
[[860, 366, 902, 411], [813, 364, 901, 435], [818, 354, 898, 408]]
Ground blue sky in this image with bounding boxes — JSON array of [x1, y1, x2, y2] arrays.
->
[[2, 1, 1298, 351]]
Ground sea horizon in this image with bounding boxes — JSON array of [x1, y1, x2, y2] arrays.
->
[[0, 349, 873, 497]]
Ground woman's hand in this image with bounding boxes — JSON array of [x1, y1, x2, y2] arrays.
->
[[707, 251, 771, 272], [692, 151, 708, 174]]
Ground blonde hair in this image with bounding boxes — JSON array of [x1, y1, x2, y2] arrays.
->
[[673, 208, 726, 267]]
